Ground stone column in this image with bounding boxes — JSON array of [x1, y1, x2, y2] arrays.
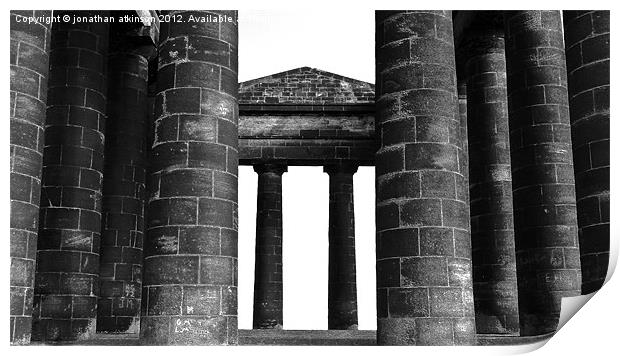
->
[[457, 82, 469, 183], [10, 10, 52, 345], [325, 164, 358, 330], [463, 27, 520, 335], [253, 164, 286, 329], [504, 10, 581, 335], [563, 11, 610, 294], [32, 11, 109, 341], [141, 10, 239, 345], [96, 48, 151, 333], [375, 10, 475, 345]]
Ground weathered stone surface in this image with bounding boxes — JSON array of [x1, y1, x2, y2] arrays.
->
[[11, 7, 610, 347], [325, 164, 358, 330], [239, 137, 376, 166], [239, 67, 373, 105], [238, 68, 376, 166], [97, 49, 150, 334], [240, 114, 374, 139], [563, 11, 609, 295], [462, 23, 520, 335], [10, 10, 52, 346], [33, 11, 109, 342], [376, 10, 475, 345], [141, 10, 239, 345], [504, 10, 581, 336], [253, 164, 286, 329]]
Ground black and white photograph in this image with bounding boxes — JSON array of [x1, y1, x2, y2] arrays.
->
[[5, 1, 617, 352]]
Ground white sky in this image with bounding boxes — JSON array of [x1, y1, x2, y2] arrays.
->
[[238, 9, 375, 83]]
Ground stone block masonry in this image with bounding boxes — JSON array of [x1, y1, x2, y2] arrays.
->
[[239, 67, 374, 105], [325, 164, 359, 330], [375, 10, 475, 345], [141, 10, 239, 345], [6, 8, 611, 347], [10, 10, 52, 345], [97, 50, 150, 333], [563, 11, 610, 295], [504, 10, 582, 336], [32, 10, 109, 342], [253, 164, 286, 329], [463, 23, 520, 335]]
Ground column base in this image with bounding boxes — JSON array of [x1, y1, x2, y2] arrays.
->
[[31, 318, 97, 342]]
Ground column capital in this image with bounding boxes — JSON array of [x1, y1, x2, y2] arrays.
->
[[324, 163, 358, 175], [254, 163, 288, 175]]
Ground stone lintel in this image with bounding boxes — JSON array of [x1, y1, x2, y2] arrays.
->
[[239, 138, 376, 166], [240, 103, 375, 114], [240, 114, 374, 138], [239, 113, 375, 165]]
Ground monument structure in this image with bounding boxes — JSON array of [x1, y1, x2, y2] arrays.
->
[[9, 9, 610, 346]]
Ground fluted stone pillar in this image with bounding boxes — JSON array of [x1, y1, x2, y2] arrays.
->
[[97, 47, 152, 333], [563, 11, 610, 294], [10, 10, 52, 345], [463, 26, 520, 335], [141, 10, 239, 345], [375, 10, 475, 345], [325, 164, 358, 330], [253, 164, 286, 329], [32, 11, 109, 341], [504, 10, 582, 336]]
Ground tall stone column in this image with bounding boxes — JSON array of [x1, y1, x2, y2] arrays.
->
[[141, 10, 239, 345], [96, 47, 151, 333], [457, 82, 469, 183], [375, 10, 475, 345], [463, 26, 520, 335], [32, 11, 109, 341], [325, 164, 358, 330], [504, 10, 582, 335], [253, 164, 286, 329], [456, 79, 471, 258], [10, 10, 52, 345], [563, 11, 610, 294]]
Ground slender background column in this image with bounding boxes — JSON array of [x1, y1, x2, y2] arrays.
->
[[464, 26, 520, 335], [32, 11, 109, 341], [97, 50, 150, 333], [325, 164, 358, 330], [504, 10, 581, 336], [253, 164, 286, 329], [457, 82, 469, 184], [10, 10, 52, 345], [375, 10, 475, 345], [563, 11, 610, 294], [141, 10, 239, 345]]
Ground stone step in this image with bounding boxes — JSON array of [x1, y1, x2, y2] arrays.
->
[[29, 333, 140, 346], [239, 329, 376, 346], [239, 330, 554, 346], [29, 330, 554, 346], [476, 332, 554, 346]]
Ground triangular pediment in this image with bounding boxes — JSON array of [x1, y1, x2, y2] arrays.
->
[[239, 67, 374, 105]]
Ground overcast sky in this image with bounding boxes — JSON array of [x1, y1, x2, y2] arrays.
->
[[238, 9, 375, 83]]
